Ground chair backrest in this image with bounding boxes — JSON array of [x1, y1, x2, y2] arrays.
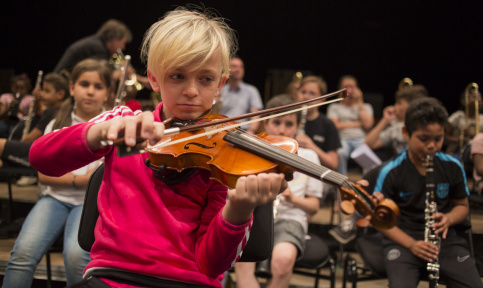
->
[[78, 163, 273, 262], [78, 163, 104, 251]]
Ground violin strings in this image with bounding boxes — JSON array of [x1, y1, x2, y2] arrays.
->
[[239, 131, 349, 187], [233, 132, 376, 209], [244, 133, 374, 204], [146, 97, 343, 152]]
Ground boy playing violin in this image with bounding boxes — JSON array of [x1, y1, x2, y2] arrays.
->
[[30, 7, 286, 288]]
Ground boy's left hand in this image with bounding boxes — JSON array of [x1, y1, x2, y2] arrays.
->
[[222, 173, 287, 225], [433, 212, 450, 239]]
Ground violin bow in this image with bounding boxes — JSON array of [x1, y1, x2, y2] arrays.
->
[[161, 88, 347, 137], [101, 88, 346, 156], [146, 97, 343, 151]]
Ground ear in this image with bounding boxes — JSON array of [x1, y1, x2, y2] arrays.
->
[[57, 90, 66, 101], [147, 70, 161, 92], [69, 82, 75, 98], [216, 76, 227, 92], [402, 126, 409, 140]]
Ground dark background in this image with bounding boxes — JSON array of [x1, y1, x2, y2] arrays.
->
[[1, 0, 483, 115]]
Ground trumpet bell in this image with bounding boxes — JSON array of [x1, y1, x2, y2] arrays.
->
[[125, 74, 144, 92]]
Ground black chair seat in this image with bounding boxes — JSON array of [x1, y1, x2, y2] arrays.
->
[[295, 233, 331, 269]]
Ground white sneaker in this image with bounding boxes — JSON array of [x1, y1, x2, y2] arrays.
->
[[16, 176, 38, 186]]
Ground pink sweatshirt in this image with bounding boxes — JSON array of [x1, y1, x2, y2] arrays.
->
[[30, 104, 252, 287]]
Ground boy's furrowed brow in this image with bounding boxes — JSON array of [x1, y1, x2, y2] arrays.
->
[[199, 68, 219, 74]]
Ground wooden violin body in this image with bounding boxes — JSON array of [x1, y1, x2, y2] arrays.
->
[[147, 114, 296, 189]]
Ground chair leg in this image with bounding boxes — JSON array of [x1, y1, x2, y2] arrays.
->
[[342, 255, 349, 288], [329, 257, 336, 288], [349, 257, 358, 288], [343, 254, 358, 288], [46, 251, 52, 288], [313, 268, 320, 288]]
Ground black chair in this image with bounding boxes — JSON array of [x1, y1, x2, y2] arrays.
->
[[342, 231, 386, 288], [0, 166, 37, 224], [79, 164, 275, 283], [292, 233, 336, 288], [254, 232, 336, 288], [45, 235, 64, 288]]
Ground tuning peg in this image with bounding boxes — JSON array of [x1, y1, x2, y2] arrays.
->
[[340, 200, 355, 215]]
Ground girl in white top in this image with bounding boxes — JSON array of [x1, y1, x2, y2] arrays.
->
[[3, 58, 111, 288]]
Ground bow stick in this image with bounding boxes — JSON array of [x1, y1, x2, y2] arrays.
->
[[101, 88, 347, 155]]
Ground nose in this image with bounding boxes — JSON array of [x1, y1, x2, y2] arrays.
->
[[183, 80, 198, 98], [426, 141, 436, 151], [278, 124, 287, 136], [87, 85, 95, 95]]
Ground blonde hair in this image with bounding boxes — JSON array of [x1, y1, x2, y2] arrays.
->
[[141, 6, 237, 80]]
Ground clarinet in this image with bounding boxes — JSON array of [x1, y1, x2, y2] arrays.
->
[[423, 155, 440, 288], [297, 105, 308, 136], [22, 70, 43, 138]]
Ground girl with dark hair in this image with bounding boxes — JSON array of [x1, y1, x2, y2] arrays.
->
[[3, 58, 111, 287]]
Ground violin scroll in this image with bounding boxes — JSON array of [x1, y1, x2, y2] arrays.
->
[[338, 182, 399, 230]]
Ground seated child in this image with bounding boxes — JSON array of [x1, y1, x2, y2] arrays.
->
[[3, 59, 110, 287], [375, 97, 482, 288], [29, 7, 286, 288], [235, 95, 324, 288]]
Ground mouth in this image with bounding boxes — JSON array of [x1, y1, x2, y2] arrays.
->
[[177, 104, 200, 109]]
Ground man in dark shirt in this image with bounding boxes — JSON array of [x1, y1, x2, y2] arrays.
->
[[54, 19, 132, 73]]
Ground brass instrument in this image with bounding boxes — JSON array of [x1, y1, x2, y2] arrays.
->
[[423, 155, 440, 288], [110, 49, 143, 92], [292, 71, 303, 86], [398, 77, 413, 90], [460, 83, 480, 153], [23, 70, 43, 138], [115, 55, 131, 107]]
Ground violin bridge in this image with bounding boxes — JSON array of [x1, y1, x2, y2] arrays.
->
[[203, 124, 224, 139]]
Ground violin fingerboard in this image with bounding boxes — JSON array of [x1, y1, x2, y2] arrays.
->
[[116, 142, 145, 157]]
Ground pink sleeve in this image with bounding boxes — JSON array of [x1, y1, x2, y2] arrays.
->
[[30, 106, 141, 176], [29, 122, 110, 176], [195, 182, 253, 277]]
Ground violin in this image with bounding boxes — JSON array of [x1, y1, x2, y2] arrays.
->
[[144, 114, 399, 230], [108, 89, 400, 229]]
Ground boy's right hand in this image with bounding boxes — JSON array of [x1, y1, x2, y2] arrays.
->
[[87, 111, 165, 152], [409, 240, 439, 262]]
